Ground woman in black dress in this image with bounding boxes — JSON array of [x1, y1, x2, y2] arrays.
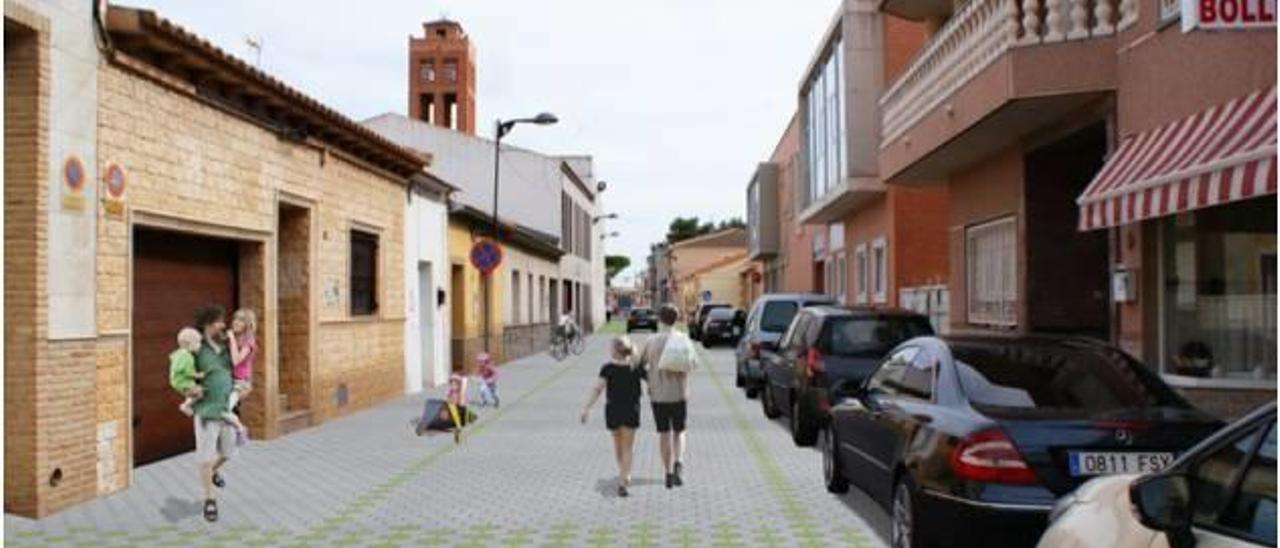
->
[[581, 336, 645, 497]]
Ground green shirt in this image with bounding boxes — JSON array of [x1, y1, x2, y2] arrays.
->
[[168, 349, 198, 393], [192, 340, 233, 419]]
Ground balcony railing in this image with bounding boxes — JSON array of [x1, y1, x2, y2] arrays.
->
[[880, 0, 1136, 147]]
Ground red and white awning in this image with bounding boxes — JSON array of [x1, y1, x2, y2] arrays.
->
[[1078, 86, 1277, 231]]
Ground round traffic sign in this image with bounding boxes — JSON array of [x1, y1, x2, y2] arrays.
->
[[469, 239, 504, 274]]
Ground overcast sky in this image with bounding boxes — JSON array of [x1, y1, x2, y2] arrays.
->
[[126, 1, 840, 283]]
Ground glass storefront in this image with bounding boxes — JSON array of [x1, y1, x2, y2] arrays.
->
[[1161, 196, 1276, 381]]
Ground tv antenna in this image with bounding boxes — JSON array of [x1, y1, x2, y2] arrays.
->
[[245, 35, 263, 67]]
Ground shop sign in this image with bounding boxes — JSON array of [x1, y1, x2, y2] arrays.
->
[[101, 161, 127, 216], [1182, 0, 1276, 31], [61, 155, 86, 211]]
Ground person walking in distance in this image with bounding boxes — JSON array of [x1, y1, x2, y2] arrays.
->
[[636, 304, 699, 489]]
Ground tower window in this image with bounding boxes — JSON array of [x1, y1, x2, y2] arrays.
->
[[420, 60, 435, 82], [443, 59, 458, 83], [436, 29, 447, 38]]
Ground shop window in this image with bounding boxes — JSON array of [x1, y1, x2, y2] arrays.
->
[[350, 230, 379, 315], [966, 217, 1017, 326], [1162, 199, 1276, 381]]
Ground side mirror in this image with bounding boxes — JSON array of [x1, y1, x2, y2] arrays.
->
[[1130, 473, 1192, 534]]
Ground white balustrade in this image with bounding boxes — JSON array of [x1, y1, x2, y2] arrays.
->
[[879, 0, 1125, 147]]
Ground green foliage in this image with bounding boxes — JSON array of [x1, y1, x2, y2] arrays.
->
[[605, 255, 631, 282]]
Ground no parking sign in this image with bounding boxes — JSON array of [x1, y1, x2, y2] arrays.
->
[[469, 239, 503, 274]]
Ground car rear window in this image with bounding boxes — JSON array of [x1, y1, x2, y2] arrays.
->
[[822, 316, 934, 358], [952, 343, 1188, 418], [707, 309, 736, 320], [631, 309, 652, 318], [759, 301, 800, 332]]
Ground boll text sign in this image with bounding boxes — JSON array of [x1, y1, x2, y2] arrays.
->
[[1183, 0, 1276, 31]]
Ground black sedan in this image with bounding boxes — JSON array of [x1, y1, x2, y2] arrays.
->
[[761, 306, 933, 446], [822, 335, 1223, 548], [699, 308, 743, 347], [626, 307, 657, 332]]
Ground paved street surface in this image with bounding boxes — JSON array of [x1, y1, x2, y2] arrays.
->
[[6, 328, 888, 547]]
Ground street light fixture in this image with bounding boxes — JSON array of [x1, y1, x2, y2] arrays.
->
[[600, 231, 620, 240], [592, 212, 619, 225], [485, 112, 558, 352]]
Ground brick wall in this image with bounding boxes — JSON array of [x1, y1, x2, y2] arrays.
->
[[4, 14, 46, 516], [890, 185, 949, 289]]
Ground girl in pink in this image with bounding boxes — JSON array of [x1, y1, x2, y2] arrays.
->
[[476, 353, 500, 407], [225, 308, 257, 444]]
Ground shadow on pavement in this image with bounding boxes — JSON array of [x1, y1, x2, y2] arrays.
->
[[594, 477, 666, 498], [159, 497, 202, 523]]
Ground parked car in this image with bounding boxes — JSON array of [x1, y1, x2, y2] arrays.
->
[[688, 303, 730, 341], [699, 308, 743, 347], [734, 293, 836, 399], [626, 307, 657, 332], [1038, 401, 1275, 548], [761, 306, 933, 446], [821, 335, 1223, 548]]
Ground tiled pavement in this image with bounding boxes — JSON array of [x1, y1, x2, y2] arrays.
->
[[6, 327, 889, 547]]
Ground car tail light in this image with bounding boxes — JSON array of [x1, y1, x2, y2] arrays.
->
[[805, 347, 824, 377], [949, 428, 1038, 485], [749, 340, 761, 359]]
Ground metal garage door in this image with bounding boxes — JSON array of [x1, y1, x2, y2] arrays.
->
[[132, 228, 238, 465]]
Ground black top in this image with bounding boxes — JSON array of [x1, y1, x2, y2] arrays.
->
[[599, 362, 645, 407]]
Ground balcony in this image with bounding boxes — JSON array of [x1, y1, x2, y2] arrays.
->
[[879, 0, 1135, 182], [747, 163, 781, 260], [797, 177, 887, 224]]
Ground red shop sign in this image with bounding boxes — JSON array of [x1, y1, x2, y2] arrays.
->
[[1183, 0, 1276, 31]]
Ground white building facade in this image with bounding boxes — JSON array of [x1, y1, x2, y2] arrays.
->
[[403, 175, 453, 391]]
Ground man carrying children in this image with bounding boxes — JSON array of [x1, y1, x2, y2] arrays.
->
[[191, 305, 238, 522]]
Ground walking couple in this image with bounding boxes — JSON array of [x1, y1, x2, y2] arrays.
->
[[581, 304, 699, 497], [167, 304, 257, 522]]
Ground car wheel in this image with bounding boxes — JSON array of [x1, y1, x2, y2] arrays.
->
[[892, 477, 922, 548], [822, 426, 849, 494], [735, 366, 745, 388], [791, 396, 818, 447], [745, 384, 759, 399], [761, 383, 781, 419]]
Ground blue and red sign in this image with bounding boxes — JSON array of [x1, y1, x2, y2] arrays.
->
[[469, 238, 504, 274]]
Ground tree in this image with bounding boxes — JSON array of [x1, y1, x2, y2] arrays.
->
[[605, 255, 631, 284], [665, 216, 746, 244]]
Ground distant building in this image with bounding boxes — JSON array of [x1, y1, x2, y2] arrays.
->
[[408, 19, 476, 134]]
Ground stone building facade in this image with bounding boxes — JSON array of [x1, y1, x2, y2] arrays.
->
[[5, 4, 428, 516]]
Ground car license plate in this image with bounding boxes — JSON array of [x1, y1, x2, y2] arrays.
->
[[1068, 452, 1174, 476]]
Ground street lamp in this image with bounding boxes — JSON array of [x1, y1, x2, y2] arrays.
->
[[592, 212, 619, 225], [485, 112, 558, 353], [600, 231, 620, 241]]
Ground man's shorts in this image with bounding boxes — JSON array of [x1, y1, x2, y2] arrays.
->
[[651, 401, 687, 433], [194, 417, 237, 464]]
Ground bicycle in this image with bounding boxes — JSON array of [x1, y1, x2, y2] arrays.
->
[[549, 325, 586, 361]]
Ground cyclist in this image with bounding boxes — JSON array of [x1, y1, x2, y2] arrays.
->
[[558, 310, 579, 342]]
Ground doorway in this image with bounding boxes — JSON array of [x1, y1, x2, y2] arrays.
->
[[277, 203, 311, 422], [132, 228, 238, 465], [450, 263, 466, 372], [418, 261, 436, 388]]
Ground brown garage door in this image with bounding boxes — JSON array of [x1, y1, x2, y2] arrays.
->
[[132, 228, 238, 466]]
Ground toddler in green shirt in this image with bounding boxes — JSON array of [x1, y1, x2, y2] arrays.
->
[[169, 327, 205, 416]]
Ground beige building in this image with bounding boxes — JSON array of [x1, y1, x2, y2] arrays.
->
[[666, 228, 749, 313], [677, 252, 752, 313], [5, 4, 430, 516]]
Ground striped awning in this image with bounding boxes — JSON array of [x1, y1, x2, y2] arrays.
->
[[1077, 86, 1277, 231]]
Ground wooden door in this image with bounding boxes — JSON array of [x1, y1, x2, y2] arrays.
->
[[132, 228, 238, 465]]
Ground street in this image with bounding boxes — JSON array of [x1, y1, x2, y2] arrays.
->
[[5, 328, 888, 547]]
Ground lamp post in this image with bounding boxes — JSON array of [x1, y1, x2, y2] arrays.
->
[[592, 212, 618, 225], [482, 113, 557, 354]]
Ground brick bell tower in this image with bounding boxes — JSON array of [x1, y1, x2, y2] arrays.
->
[[408, 19, 476, 134]]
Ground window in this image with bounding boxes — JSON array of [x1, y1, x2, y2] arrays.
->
[[759, 301, 798, 333], [822, 315, 934, 358], [511, 270, 521, 324], [855, 244, 869, 304], [872, 237, 887, 304], [1161, 200, 1276, 381], [527, 273, 534, 324], [1217, 425, 1277, 543], [1190, 425, 1268, 533], [350, 230, 379, 315], [803, 38, 845, 208], [420, 60, 435, 82], [835, 252, 847, 304], [966, 216, 1017, 326], [867, 347, 919, 397], [781, 313, 809, 350], [442, 59, 458, 83]]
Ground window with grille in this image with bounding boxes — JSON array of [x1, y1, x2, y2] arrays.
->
[[872, 237, 888, 304], [442, 59, 458, 82], [855, 244, 868, 304], [966, 217, 1017, 326], [350, 230, 379, 315], [420, 60, 435, 82]]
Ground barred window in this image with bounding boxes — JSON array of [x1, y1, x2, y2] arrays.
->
[[966, 217, 1017, 326], [350, 230, 379, 316]]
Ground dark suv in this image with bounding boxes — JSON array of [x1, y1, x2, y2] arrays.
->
[[734, 293, 836, 399], [761, 306, 933, 446], [626, 307, 657, 332]]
